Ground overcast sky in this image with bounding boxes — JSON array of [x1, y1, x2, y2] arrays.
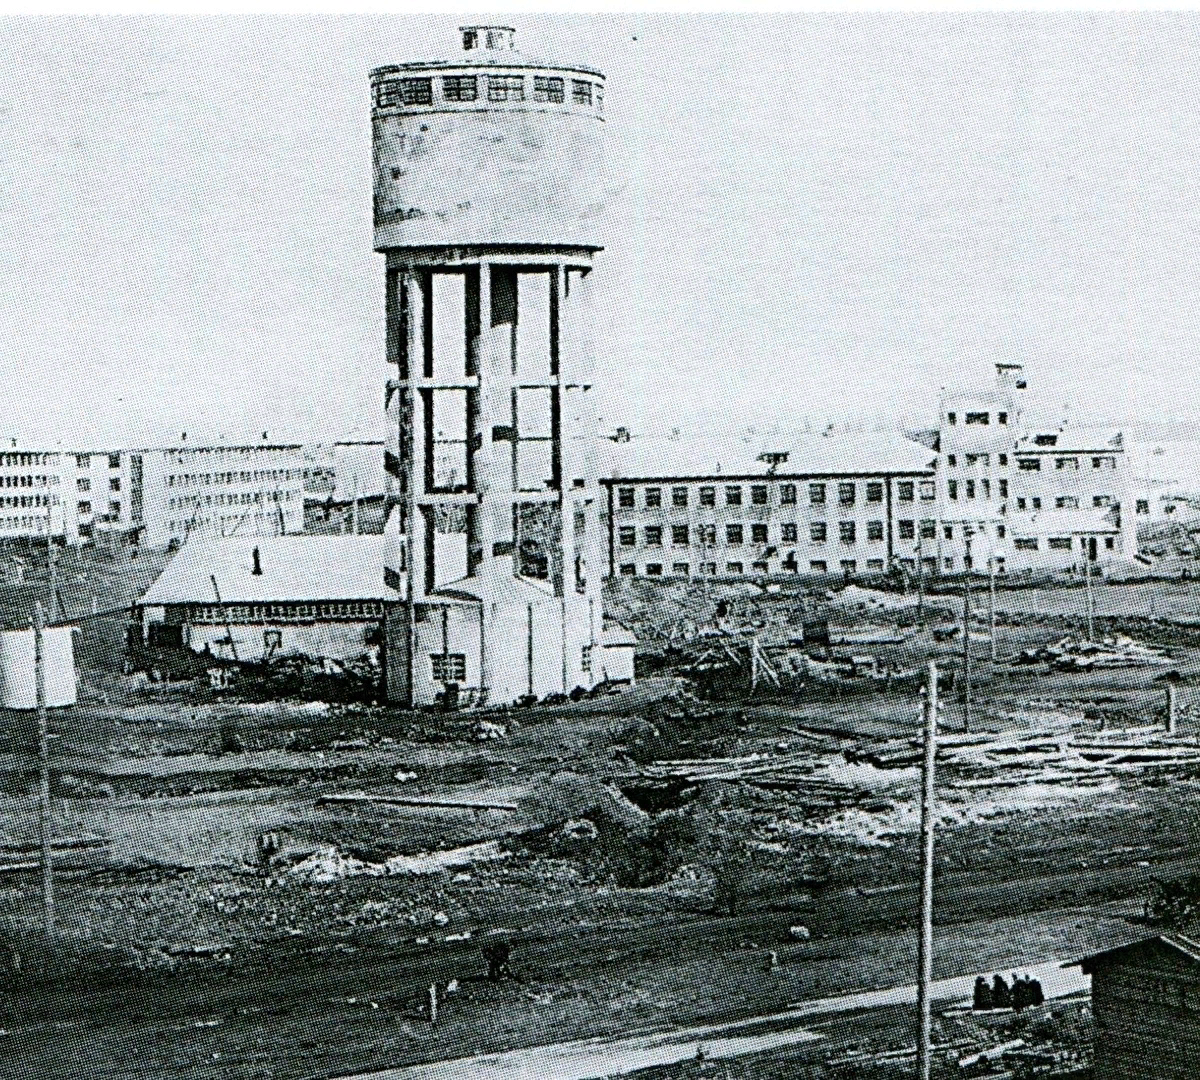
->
[[1, 13, 1198, 447]]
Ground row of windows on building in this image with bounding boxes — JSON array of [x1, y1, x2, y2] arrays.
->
[[1014, 456, 1117, 472], [616, 538, 1112, 579], [0, 516, 51, 532], [1014, 536, 1117, 552], [947, 482, 1116, 508], [167, 470, 299, 488], [946, 410, 1009, 426], [167, 513, 296, 535], [618, 558, 889, 578], [615, 479, 936, 511], [944, 452, 1117, 471], [169, 491, 295, 511], [618, 518, 1118, 552], [184, 600, 384, 624], [619, 519, 949, 547], [2, 495, 57, 510], [2, 474, 59, 489], [76, 476, 120, 493], [166, 448, 296, 464], [375, 74, 603, 110], [1, 453, 61, 467]]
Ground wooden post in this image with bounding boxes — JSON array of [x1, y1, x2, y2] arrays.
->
[[34, 601, 54, 937], [429, 982, 438, 1025], [962, 532, 972, 734], [988, 554, 996, 663], [917, 660, 938, 1080], [916, 534, 924, 623], [1167, 683, 1178, 736], [1086, 556, 1095, 643], [47, 539, 60, 624], [750, 633, 759, 695]]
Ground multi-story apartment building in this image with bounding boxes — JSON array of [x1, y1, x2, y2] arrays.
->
[[936, 363, 1131, 573], [0, 441, 305, 549], [601, 434, 938, 580], [0, 448, 67, 540], [138, 443, 306, 548]]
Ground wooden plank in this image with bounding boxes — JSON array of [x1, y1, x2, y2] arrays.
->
[[317, 794, 518, 812]]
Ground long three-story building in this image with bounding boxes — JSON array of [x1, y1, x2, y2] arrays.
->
[[601, 434, 939, 580]]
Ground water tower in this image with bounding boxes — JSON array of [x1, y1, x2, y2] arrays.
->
[[372, 25, 608, 706]]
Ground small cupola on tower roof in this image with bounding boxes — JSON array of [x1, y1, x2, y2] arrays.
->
[[460, 25, 516, 52], [995, 363, 1027, 392]]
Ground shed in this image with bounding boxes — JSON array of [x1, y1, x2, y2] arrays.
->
[[1072, 933, 1200, 1079], [137, 535, 388, 664], [599, 626, 637, 685]]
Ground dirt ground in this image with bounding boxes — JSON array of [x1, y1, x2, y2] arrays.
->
[[2, 564, 1200, 1078]]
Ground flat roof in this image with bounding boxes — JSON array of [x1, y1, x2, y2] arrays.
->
[[601, 433, 937, 482], [140, 535, 388, 606]]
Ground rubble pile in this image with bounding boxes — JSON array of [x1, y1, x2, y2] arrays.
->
[[1014, 634, 1171, 671]]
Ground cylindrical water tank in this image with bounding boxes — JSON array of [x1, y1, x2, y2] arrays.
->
[[0, 627, 77, 709], [371, 25, 607, 251]]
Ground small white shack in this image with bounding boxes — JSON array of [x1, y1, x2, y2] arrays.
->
[[137, 535, 387, 664], [0, 625, 77, 708]]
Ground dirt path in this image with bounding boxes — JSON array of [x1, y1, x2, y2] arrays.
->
[[344, 958, 1089, 1080]]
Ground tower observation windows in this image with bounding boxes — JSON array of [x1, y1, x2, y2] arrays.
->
[[488, 75, 525, 102], [376, 78, 432, 107], [402, 78, 432, 105], [572, 79, 592, 105], [534, 76, 564, 103], [375, 81, 402, 108], [443, 75, 478, 102]]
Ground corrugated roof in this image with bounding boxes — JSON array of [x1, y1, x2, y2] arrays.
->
[[600, 433, 936, 481], [140, 535, 387, 606]]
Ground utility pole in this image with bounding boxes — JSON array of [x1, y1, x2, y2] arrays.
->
[[917, 660, 938, 1080], [988, 554, 997, 663], [352, 474, 360, 536], [34, 601, 54, 937], [1085, 548, 1095, 643], [962, 530, 972, 733], [915, 535, 924, 623], [47, 538, 60, 624]]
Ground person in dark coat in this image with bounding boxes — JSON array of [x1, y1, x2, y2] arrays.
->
[[991, 973, 1011, 1008], [973, 976, 993, 1010], [482, 941, 511, 982], [1012, 975, 1030, 1013], [1029, 975, 1045, 1007]]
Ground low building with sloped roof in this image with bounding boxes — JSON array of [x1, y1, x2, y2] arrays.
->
[[136, 534, 386, 664]]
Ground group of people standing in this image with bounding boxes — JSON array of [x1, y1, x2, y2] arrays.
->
[[972, 972, 1045, 1012]]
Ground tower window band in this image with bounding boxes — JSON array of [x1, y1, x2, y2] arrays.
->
[[488, 75, 525, 102], [534, 76, 564, 103], [572, 79, 592, 105], [443, 75, 477, 102]]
